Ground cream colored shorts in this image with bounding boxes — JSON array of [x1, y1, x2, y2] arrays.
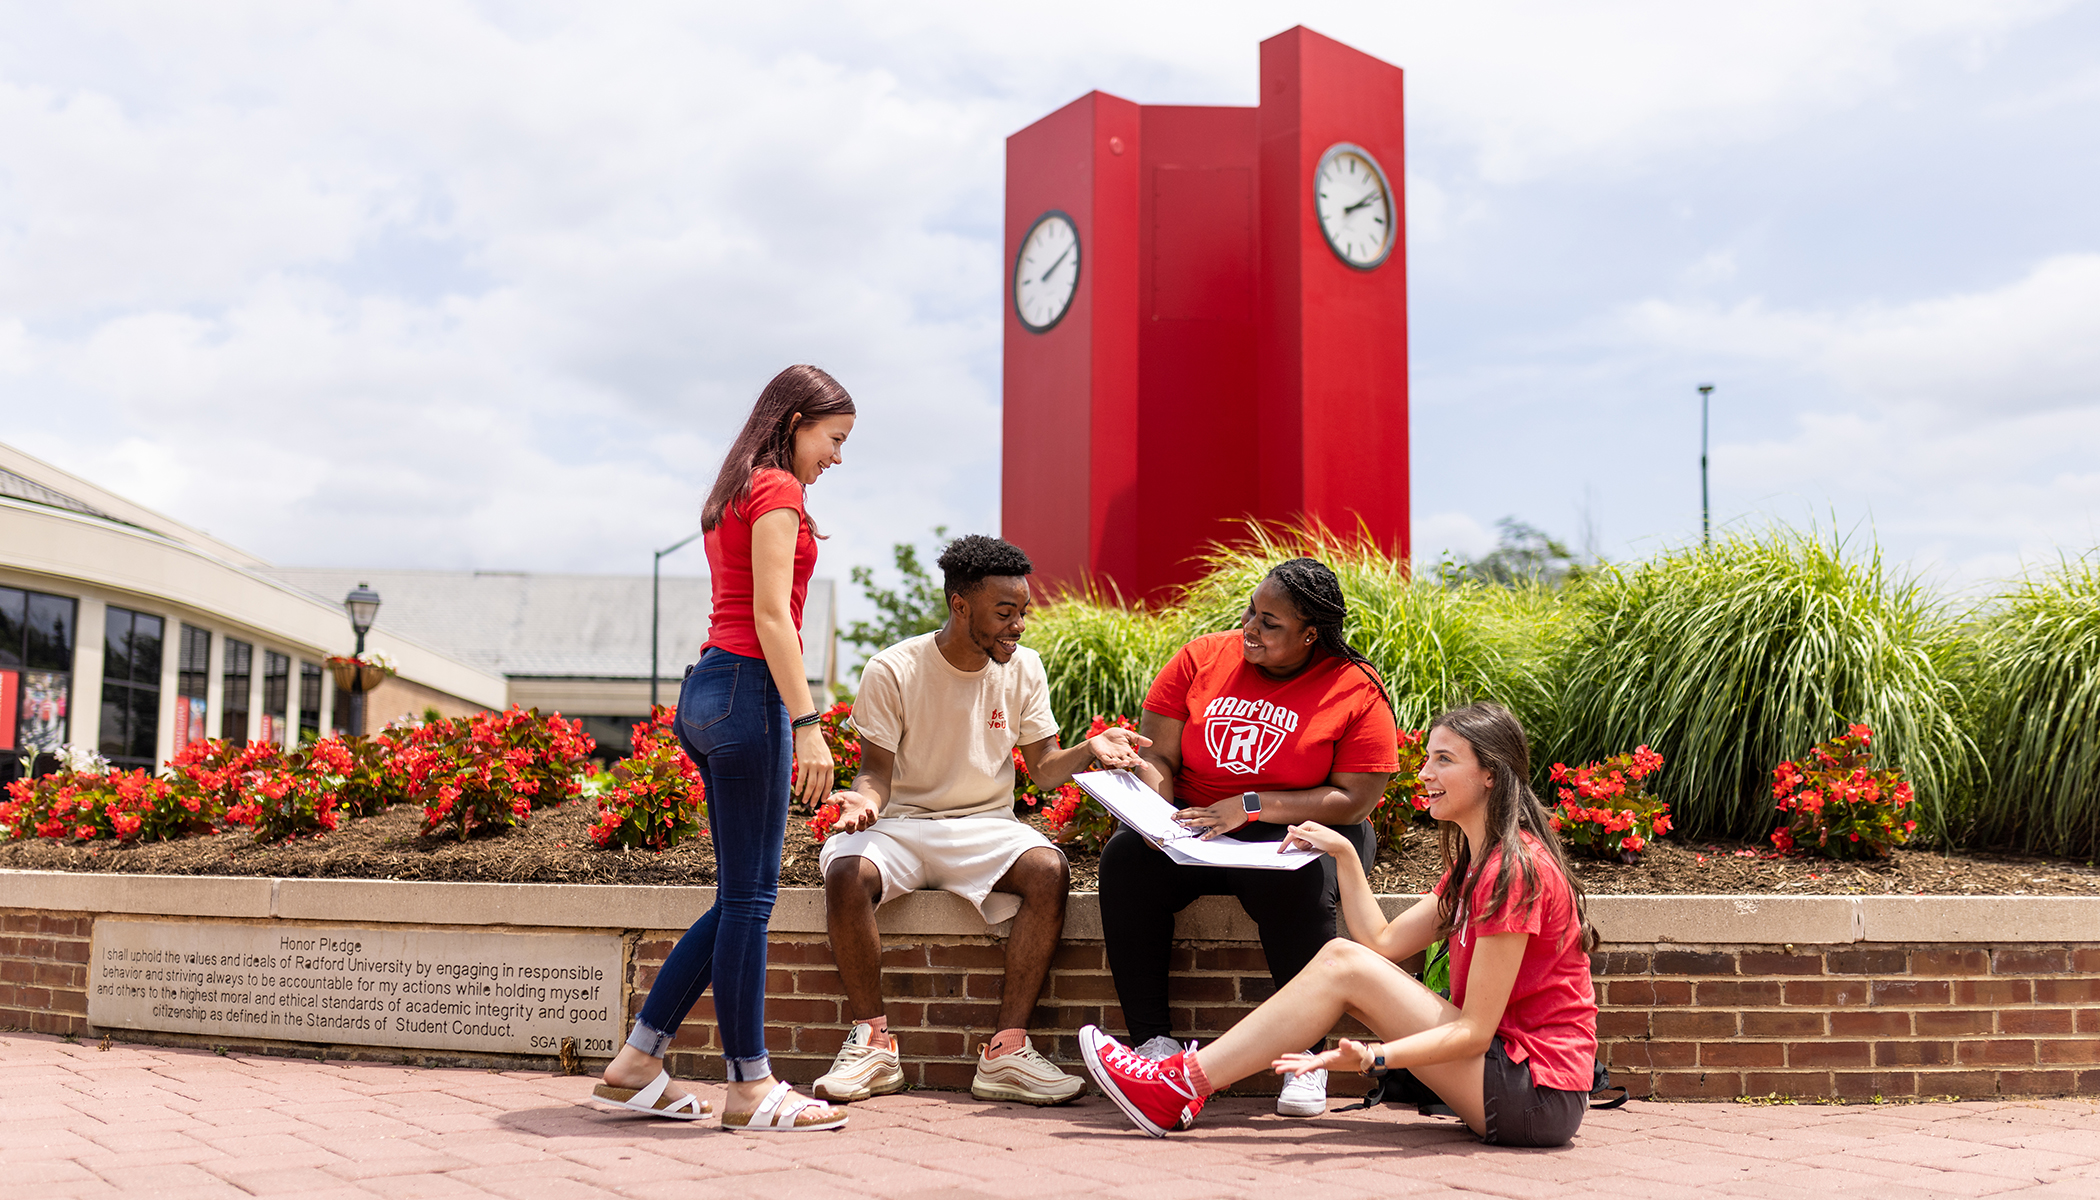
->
[[818, 815, 1061, 927]]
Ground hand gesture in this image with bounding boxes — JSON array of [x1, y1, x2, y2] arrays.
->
[[1273, 1037, 1375, 1077], [828, 789, 879, 834], [793, 724, 835, 810], [1280, 821, 1352, 859], [1086, 726, 1152, 770]]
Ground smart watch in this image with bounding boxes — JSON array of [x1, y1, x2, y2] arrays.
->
[[1242, 791, 1261, 819]]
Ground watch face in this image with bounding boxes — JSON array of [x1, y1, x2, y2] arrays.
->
[[1314, 144, 1395, 269], [1014, 210, 1081, 332]]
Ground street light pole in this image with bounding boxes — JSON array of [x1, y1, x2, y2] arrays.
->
[[342, 583, 382, 737], [651, 530, 706, 710], [1697, 383, 1715, 547]]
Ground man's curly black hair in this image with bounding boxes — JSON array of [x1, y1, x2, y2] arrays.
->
[[937, 534, 1033, 601]]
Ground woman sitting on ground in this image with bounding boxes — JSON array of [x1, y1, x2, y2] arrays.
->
[[1079, 701, 1600, 1149]]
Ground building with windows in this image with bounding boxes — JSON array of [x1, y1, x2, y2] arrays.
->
[[0, 441, 835, 774]]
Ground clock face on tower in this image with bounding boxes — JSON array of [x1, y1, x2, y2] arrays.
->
[[1314, 144, 1394, 270], [1014, 210, 1081, 332]]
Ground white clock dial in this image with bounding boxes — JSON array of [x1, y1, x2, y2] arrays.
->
[[1014, 210, 1081, 332], [1314, 144, 1395, 269]]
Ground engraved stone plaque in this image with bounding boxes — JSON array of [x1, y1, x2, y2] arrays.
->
[[90, 918, 622, 1057]]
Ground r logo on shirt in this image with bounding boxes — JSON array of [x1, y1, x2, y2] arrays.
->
[[988, 708, 1007, 730], [1201, 696, 1300, 776]]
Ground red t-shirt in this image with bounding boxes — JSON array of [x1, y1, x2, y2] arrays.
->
[[701, 468, 817, 660], [1142, 630, 1399, 808], [1442, 832, 1598, 1092]]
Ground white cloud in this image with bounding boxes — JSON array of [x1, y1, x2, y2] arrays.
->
[[0, 0, 2091, 623], [1624, 253, 2100, 416], [1413, 511, 1499, 564]]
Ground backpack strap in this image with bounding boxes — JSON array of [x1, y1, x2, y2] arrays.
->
[[1589, 1058, 1629, 1109]]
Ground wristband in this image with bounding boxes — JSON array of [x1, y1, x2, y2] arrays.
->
[[1361, 1047, 1388, 1077], [791, 711, 821, 731]]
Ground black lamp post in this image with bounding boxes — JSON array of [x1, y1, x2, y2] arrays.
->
[[1697, 383, 1715, 547], [651, 532, 705, 710], [343, 582, 382, 736]]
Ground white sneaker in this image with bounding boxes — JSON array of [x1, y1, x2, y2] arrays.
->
[[812, 1022, 905, 1103], [1276, 1068, 1328, 1117], [971, 1037, 1085, 1106], [1134, 1035, 1184, 1061]]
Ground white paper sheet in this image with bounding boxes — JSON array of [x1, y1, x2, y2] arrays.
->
[[1071, 770, 1321, 872]]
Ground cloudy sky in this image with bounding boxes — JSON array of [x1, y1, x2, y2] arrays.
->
[[4, 1, 2097, 619]]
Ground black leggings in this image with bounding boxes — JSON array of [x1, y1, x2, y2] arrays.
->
[[1098, 820, 1376, 1045]]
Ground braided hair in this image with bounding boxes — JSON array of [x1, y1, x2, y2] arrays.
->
[[1266, 557, 1392, 714]]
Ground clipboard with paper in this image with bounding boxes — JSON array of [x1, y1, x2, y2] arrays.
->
[[1071, 770, 1321, 871]]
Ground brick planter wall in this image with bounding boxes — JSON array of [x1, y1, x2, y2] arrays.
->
[[0, 911, 89, 1035], [4, 873, 2097, 1102], [1595, 944, 2100, 1101]]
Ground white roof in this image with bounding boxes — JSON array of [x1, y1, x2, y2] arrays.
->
[[263, 567, 834, 682]]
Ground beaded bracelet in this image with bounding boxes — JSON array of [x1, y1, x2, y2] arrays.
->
[[790, 711, 822, 731]]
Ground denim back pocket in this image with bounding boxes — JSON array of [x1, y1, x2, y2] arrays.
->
[[677, 659, 740, 752]]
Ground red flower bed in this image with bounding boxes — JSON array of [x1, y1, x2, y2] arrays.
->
[[1549, 746, 1672, 861], [590, 706, 705, 850], [1770, 723, 1916, 860]]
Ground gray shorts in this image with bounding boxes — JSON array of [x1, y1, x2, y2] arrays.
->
[[1481, 1036, 1587, 1147]]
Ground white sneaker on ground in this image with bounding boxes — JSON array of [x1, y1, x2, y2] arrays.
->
[[971, 1037, 1085, 1106], [812, 1022, 905, 1103], [1276, 1067, 1328, 1117], [1133, 1035, 1185, 1061]]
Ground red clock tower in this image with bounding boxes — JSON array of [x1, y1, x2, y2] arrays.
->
[[1002, 26, 1409, 602]]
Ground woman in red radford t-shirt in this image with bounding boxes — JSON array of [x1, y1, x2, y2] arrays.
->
[[1076, 701, 1601, 1148], [1098, 557, 1399, 1118], [593, 365, 857, 1134]]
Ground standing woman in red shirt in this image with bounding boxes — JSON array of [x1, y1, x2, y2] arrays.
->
[[1098, 558, 1400, 1118], [593, 365, 854, 1132], [1078, 702, 1601, 1148]]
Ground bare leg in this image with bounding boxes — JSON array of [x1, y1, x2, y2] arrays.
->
[[1193, 938, 1489, 1134], [988, 848, 1069, 1033], [824, 855, 888, 1024]]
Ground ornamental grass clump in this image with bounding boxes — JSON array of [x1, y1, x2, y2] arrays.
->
[[1769, 724, 1916, 859], [1546, 528, 1969, 843], [1961, 557, 2100, 857], [1023, 593, 1186, 740], [1548, 746, 1671, 862], [1178, 521, 1556, 732], [589, 707, 705, 850]]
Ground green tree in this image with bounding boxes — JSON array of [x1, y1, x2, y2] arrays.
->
[[1462, 517, 1585, 588], [842, 527, 950, 670]]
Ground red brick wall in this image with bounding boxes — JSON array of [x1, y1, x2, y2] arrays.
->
[[0, 910, 90, 1036], [1596, 944, 2100, 1100], [634, 933, 1322, 1097], [5, 904, 2094, 1101]]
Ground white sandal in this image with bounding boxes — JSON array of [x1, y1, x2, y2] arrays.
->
[[590, 1070, 712, 1121], [721, 1080, 848, 1133]]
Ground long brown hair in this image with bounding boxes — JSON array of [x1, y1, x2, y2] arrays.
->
[[700, 365, 856, 533], [1431, 702, 1598, 953]]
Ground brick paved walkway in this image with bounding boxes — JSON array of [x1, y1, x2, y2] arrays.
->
[[4, 1033, 2097, 1199]]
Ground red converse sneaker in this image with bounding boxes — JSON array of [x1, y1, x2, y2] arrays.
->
[[1078, 1025, 1207, 1137]]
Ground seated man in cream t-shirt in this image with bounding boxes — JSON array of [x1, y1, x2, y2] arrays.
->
[[813, 535, 1148, 1106]]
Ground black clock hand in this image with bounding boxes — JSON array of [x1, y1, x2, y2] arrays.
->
[[1343, 190, 1382, 214], [1037, 246, 1072, 283]]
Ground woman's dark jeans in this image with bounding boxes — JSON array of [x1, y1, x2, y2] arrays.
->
[[626, 648, 790, 1082]]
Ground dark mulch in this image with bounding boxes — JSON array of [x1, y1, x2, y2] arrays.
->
[[2, 801, 2096, 897]]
